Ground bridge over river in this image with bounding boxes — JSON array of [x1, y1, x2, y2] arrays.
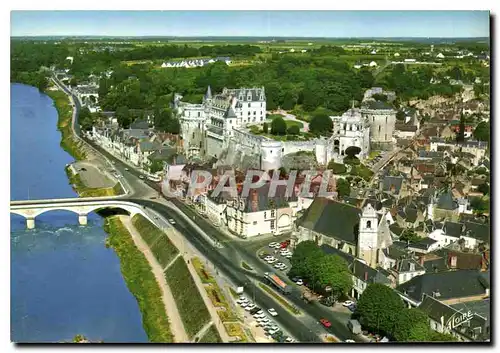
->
[[10, 197, 150, 229]]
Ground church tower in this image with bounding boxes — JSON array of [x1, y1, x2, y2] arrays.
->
[[357, 203, 379, 268]]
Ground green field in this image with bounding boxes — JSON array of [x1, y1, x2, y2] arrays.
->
[[164, 257, 211, 339], [198, 324, 222, 343]]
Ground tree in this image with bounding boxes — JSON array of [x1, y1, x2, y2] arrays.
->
[[356, 283, 405, 335], [477, 182, 490, 196], [270, 116, 287, 135], [456, 113, 466, 143], [336, 178, 351, 199], [69, 77, 78, 87], [263, 122, 269, 134], [115, 106, 131, 128], [400, 228, 420, 244], [396, 110, 406, 121], [287, 125, 300, 135], [289, 241, 324, 285], [345, 146, 362, 158], [371, 93, 388, 102], [470, 196, 489, 215], [473, 121, 490, 142], [313, 254, 352, 298], [392, 308, 430, 342], [327, 161, 347, 174], [343, 155, 361, 166], [309, 112, 333, 135], [428, 331, 457, 342], [149, 159, 164, 173]]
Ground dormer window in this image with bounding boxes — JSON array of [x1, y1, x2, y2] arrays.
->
[[366, 221, 372, 229], [247, 94, 252, 101], [248, 103, 251, 108]]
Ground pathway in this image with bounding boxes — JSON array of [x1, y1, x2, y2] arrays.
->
[[119, 215, 189, 343], [192, 321, 214, 342]]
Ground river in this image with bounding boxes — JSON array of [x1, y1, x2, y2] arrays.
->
[[10, 83, 148, 343]]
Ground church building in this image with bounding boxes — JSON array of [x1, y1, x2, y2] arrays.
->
[[291, 198, 393, 268]]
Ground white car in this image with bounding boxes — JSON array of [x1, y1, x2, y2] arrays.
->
[[268, 328, 280, 335], [124, 167, 129, 171], [139, 175, 145, 179], [237, 297, 247, 304], [240, 301, 250, 307], [254, 312, 266, 319], [279, 266, 288, 272], [245, 304, 256, 311], [267, 258, 277, 264], [296, 279, 304, 286], [285, 254, 293, 259], [343, 300, 355, 307], [345, 340, 355, 343], [264, 256, 273, 261], [269, 242, 279, 248], [168, 219, 176, 225], [268, 308, 278, 317], [285, 337, 296, 343]]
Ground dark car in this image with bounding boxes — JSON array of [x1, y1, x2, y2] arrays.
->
[[249, 307, 261, 315], [348, 304, 357, 312]]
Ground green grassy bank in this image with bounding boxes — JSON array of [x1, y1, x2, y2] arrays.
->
[[64, 165, 124, 197], [45, 89, 87, 161], [103, 216, 174, 342]]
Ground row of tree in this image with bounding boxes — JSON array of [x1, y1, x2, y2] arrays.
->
[[289, 241, 352, 300], [355, 283, 457, 342]]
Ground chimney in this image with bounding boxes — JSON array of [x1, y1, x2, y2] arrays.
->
[[251, 189, 259, 212], [364, 272, 368, 282], [449, 254, 457, 269]]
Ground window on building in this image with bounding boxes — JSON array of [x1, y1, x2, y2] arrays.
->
[[386, 116, 388, 123], [385, 134, 387, 140], [253, 221, 257, 225], [198, 112, 201, 117], [378, 126, 381, 132], [264, 212, 267, 218], [349, 125, 352, 131], [271, 220, 275, 229], [248, 111, 251, 115], [192, 132, 195, 139], [261, 103, 263, 107], [366, 220, 372, 229], [271, 209, 275, 217]]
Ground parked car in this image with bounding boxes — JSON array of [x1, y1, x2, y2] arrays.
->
[[285, 337, 296, 343], [268, 308, 278, 317], [249, 307, 261, 314], [168, 219, 176, 225], [343, 300, 355, 307], [269, 242, 279, 248], [296, 279, 304, 286], [236, 296, 247, 304], [320, 318, 332, 328], [124, 167, 129, 171], [245, 304, 256, 311], [345, 339, 355, 343], [139, 175, 145, 179], [240, 301, 250, 308]]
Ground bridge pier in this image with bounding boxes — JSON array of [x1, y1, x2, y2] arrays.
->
[[26, 218, 35, 230], [78, 214, 88, 226]]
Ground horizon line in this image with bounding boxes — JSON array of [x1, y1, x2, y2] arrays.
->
[[10, 35, 490, 39]]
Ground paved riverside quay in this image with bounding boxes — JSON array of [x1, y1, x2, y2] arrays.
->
[[41, 73, 365, 343]]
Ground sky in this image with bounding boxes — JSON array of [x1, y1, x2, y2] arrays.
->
[[10, 11, 490, 38]]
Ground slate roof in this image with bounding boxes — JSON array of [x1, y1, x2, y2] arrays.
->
[[389, 223, 405, 237], [463, 222, 490, 243], [420, 295, 490, 342], [382, 176, 404, 194], [436, 189, 458, 210], [224, 87, 266, 102], [242, 183, 297, 213], [443, 221, 464, 238], [298, 198, 361, 245], [396, 270, 490, 303], [408, 237, 438, 251], [320, 244, 355, 264], [130, 119, 150, 130], [147, 147, 177, 162], [382, 243, 408, 260], [393, 257, 426, 273], [350, 259, 392, 285]]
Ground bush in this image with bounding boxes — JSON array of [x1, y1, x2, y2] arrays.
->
[[287, 125, 300, 135], [131, 214, 165, 247], [165, 257, 211, 339], [271, 116, 287, 135], [328, 161, 347, 174], [151, 234, 180, 268], [198, 324, 222, 343]]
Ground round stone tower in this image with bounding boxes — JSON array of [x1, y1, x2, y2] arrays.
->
[[260, 140, 283, 171]]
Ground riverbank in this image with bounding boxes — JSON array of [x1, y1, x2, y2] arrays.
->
[[44, 88, 87, 161], [46, 83, 123, 197], [64, 165, 124, 197], [104, 216, 174, 343]]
